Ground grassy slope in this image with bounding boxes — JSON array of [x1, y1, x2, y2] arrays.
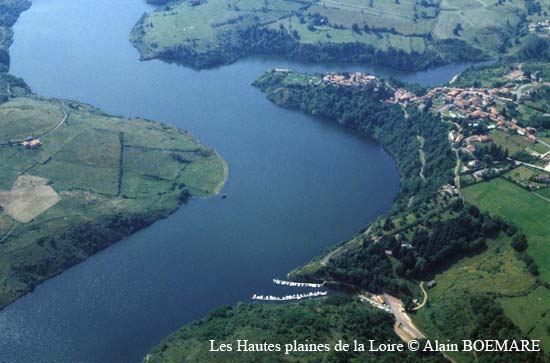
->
[[463, 177, 550, 282], [412, 234, 545, 361], [0, 0, 226, 311], [0, 95, 227, 309], [462, 178, 550, 351], [131, 0, 548, 69]]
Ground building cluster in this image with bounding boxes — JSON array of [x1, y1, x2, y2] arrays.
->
[[448, 129, 492, 154], [529, 20, 550, 37], [322, 72, 377, 87], [391, 88, 429, 105], [21, 137, 42, 149], [396, 85, 539, 148], [359, 293, 391, 313]]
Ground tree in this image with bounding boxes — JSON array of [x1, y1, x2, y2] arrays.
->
[[511, 233, 528, 252], [453, 23, 463, 36]]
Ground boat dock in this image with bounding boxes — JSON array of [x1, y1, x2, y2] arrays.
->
[[252, 291, 328, 301], [272, 279, 325, 288]]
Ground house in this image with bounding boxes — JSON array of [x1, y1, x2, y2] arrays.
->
[[448, 89, 460, 97], [465, 135, 481, 144], [536, 175, 550, 184], [479, 135, 491, 143], [21, 138, 42, 149], [426, 280, 437, 289], [468, 159, 483, 169]]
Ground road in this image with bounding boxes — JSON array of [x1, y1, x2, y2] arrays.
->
[[412, 282, 428, 311], [40, 108, 68, 138], [513, 81, 550, 100], [0, 107, 68, 147], [514, 159, 550, 172], [417, 135, 426, 182], [453, 148, 461, 190], [320, 226, 371, 266], [383, 293, 425, 341]]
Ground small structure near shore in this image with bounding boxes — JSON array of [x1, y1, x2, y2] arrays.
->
[[21, 137, 42, 149]]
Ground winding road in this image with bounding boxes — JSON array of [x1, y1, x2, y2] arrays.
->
[[412, 281, 428, 311]]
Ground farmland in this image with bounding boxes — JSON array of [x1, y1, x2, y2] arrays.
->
[[0, 95, 227, 309], [463, 177, 550, 282], [461, 176, 550, 350], [499, 286, 550, 351], [413, 234, 542, 361], [131, 0, 550, 70]]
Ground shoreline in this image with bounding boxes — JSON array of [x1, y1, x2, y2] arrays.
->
[[128, 5, 489, 73]]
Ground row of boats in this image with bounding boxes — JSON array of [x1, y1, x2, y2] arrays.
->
[[272, 278, 325, 288], [251, 291, 328, 301]]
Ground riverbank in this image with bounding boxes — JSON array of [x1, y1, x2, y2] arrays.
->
[[129, 0, 495, 71], [130, 0, 550, 73]]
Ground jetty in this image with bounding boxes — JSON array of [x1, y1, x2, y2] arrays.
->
[[272, 279, 325, 288], [251, 291, 328, 301]]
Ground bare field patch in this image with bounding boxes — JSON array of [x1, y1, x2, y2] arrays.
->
[[0, 175, 61, 223]]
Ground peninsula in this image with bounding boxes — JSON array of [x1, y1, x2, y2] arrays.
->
[[131, 0, 550, 70], [0, 0, 227, 309], [146, 65, 550, 362]]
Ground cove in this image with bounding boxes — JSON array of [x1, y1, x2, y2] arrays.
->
[[1, 0, 478, 362]]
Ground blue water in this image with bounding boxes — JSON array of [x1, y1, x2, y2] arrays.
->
[[0, 0, 478, 361]]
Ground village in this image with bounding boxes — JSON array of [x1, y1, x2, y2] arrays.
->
[[308, 66, 550, 185], [389, 75, 550, 175], [322, 72, 377, 87]]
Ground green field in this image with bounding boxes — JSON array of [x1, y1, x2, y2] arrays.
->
[[489, 129, 531, 155], [463, 178, 550, 282], [414, 235, 538, 362], [499, 286, 550, 351], [0, 96, 227, 309], [131, 0, 548, 69], [503, 165, 550, 189]]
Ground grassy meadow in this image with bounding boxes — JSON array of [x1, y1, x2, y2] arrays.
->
[[130, 0, 549, 69], [413, 234, 538, 362]]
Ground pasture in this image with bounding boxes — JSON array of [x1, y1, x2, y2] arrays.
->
[[463, 177, 550, 282]]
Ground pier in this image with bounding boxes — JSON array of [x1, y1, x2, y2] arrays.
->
[[252, 291, 328, 301], [272, 279, 325, 288]]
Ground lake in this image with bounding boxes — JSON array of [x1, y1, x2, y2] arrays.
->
[[1, 0, 478, 361]]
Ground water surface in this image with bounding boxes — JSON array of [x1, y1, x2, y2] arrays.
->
[[1, 0, 473, 361]]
